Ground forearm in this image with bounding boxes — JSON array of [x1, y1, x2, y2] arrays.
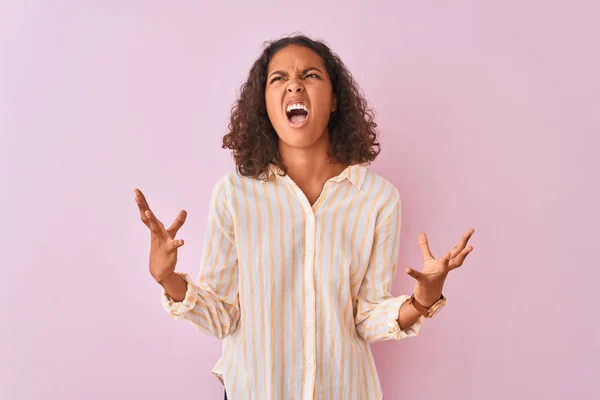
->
[[160, 272, 241, 339], [159, 273, 188, 302], [397, 300, 424, 330]]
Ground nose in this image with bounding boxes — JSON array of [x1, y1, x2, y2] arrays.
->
[[286, 80, 304, 93]]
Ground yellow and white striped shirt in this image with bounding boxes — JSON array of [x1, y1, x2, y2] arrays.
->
[[161, 163, 423, 400]]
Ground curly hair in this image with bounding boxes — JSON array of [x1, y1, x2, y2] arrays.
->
[[222, 33, 380, 180]]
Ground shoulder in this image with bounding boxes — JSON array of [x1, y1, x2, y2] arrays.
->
[[358, 167, 402, 229], [208, 169, 252, 216], [211, 168, 262, 198], [208, 170, 237, 201], [361, 166, 401, 205]]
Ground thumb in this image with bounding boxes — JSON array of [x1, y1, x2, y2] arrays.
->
[[167, 238, 185, 253], [406, 267, 427, 282]]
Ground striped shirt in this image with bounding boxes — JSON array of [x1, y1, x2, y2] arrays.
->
[[161, 163, 423, 400]]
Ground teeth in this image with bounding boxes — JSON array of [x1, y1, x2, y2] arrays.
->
[[286, 103, 308, 113]]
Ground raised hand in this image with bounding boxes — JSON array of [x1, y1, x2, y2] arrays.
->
[[134, 188, 188, 283], [406, 229, 475, 307]]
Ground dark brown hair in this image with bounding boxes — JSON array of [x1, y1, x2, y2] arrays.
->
[[222, 33, 380, 180]]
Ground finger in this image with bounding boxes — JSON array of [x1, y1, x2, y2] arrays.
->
[[406, 267, 428, 283], [167, 210, 188, 238], [145, 210, 157, 232], [167, 238, 185, 253], [449, 246, 474, 271], [145, 210, 167, 237], [134, 188, 153, 227], [450, 229, 475, 258], [418, 233, 435, 262], [440, 252, 452, 272]]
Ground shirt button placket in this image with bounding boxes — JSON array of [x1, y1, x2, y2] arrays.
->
[[304, 204, 317, 399]]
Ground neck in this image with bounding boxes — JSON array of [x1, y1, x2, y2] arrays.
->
[[278, 132, 346, 187]]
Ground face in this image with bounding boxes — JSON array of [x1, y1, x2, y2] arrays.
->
[[265, 45, 336, 149]]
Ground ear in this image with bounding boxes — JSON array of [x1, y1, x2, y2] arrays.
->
[[331, 95, 337, 112]]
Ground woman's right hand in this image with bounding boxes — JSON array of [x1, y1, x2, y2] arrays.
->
[[134, 188, 187, 283]]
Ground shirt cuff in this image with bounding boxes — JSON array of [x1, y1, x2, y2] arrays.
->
[[386, 295, 424, 340], [160, 272, 199, 318]]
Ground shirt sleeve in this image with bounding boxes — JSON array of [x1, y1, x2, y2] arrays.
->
[[161, 176, 240, 340], [354, 193, 424, 343]]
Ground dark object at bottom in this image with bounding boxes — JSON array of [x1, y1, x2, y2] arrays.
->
[[224, 389, 227, 400]]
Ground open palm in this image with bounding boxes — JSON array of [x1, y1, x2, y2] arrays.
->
[[406, 229, 475, 307], [134, 188, 188, 283]]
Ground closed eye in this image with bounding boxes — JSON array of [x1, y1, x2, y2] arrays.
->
[[269, 73, 319, 84]]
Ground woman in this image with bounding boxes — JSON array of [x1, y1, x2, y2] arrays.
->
[[134, 34, 474, 400]]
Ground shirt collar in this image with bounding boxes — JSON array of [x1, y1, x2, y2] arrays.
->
[[334, 163, 367, 190], [263, 163, 367, 191]]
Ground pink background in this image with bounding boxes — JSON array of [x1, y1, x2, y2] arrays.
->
[[1, 1, 598, 399]]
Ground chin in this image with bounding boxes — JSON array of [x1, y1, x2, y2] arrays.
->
[[276, 125, 326, 149]]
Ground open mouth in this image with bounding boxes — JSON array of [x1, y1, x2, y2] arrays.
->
[[286, 103, 309, 128]]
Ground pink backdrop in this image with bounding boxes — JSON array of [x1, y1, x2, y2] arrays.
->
[[1, 1, 598, 399]]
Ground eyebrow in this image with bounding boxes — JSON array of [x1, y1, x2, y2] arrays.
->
[[268, 67, 323, 79]]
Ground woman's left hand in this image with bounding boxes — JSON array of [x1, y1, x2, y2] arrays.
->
[[406, 229, 475, 307]]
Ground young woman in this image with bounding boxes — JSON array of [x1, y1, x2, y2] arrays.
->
[[134, 34, 474, 400]]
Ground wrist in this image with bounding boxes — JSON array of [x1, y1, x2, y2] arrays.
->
[[414, 295, 438, 309], [156, 271, 179, 286], [159, 272, 188, 303], [409, 293, 447, 318]]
